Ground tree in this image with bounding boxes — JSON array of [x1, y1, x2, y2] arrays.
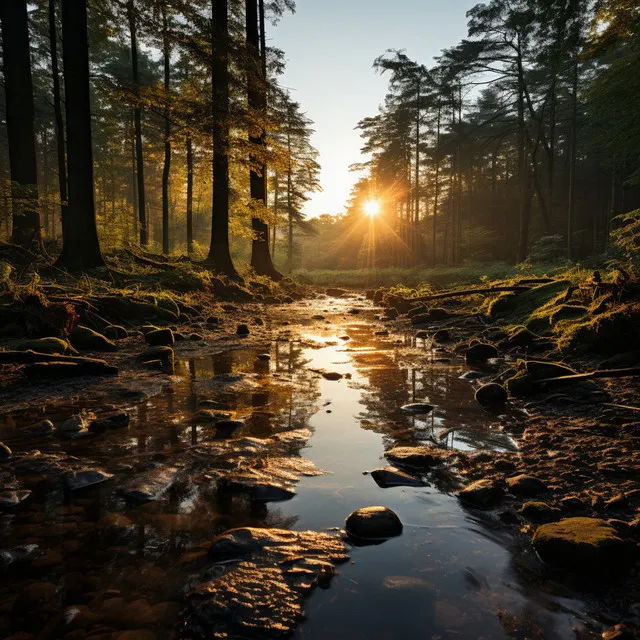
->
[[0, 1, 41, 246], [55, 0, 104, 269]]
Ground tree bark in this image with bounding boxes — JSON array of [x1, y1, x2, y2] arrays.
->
[[161, 4, 171, 255], [432, 99, 441, 266], [0, 0, 41, 246], [207, 0, 237, 276], [186, 135, 193, 255], [516, 39, 530, 264], [247, 0, 282, 280], [127, 0, 147, 246], [567, 59, 579, 261], [55, 0, 104, 270]]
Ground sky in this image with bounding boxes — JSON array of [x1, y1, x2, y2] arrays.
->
[[270, 0, 473, 218]]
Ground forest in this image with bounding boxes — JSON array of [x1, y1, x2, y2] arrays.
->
[[1, 1, 640, 640]]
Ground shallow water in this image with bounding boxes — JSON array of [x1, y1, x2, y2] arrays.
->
[[0, 298, 597, 639]]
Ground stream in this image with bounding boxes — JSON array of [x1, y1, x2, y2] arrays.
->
[[0, 296, 599, 639]]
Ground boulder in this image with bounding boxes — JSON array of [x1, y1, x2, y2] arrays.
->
[[475, 383, 507, 408], [458, 479, 504, 509], [506, 474, 548, 497], [519, 501, 561, 523], [345, 506, 403, 539], [15, 337, 77, 355], [70, 326, 117, 352], [219, 475, 295, 502], [465, 343, 498, 364], [104, 325, 128, 340], [370, 467, 423, 488], [23, 358, 117, 378], [145, 328, 175, 346], [385, 446, 444, 469], [532, 517, 629, 571]]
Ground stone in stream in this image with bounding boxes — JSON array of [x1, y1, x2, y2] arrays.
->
[[145, 327, 175, 346], [465, 343, 499, 364], [23, 359, 118, 378], [0, 442, 12, 460], [322, 371, 343, 381], [14, 337, 77, 355], [89, 411, 130, 432], [183, 528, 347, 638], [519, 501, 561, 524], [458, 479, 505, 509], [0, 490, 32, 508], [385, 446, 445, 469], [57, 415, 88, 436], [532, 517, 630, 571], [475, 383, 508, 408], [370, 467, 423, 488], [506, 474, 548, 497], [0, 544, 40, 571], [70, 326, 117, 352], [26, 420, 55, 437], [218, 474, 296, 502], [66, 469, 114, 491], [120, 466, 181, 502], [400, 403, 433, 415], [345, 506, 403, 540], [104, 324, 128, 340]]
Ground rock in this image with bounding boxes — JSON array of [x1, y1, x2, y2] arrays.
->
[[465, 343, 498, 364], [326, 288, 347, 297], [104, 325, 128, 340], [219, 475, 296, 501], [26, 420, 55, 437], [0, 442, 12, 459], [370, 467, 423, 488], [15, 337, 77, 355], [0, 490, 32, 508], [236, 323, 250, 336], [532, 517, 630, 570], [189, 333, 204, 341], [400, 403, 433, 415], [475, 383, 508, 408], [66, 469, 114, 491], [23, 358, 118, 378], [90, 412, 130, 432], [345, 506, 403, 539], [385, 446, 445, 469], [602, 624, 637, 640], [322, 371, 343, 381], [560, 496, 588, 513], [458, 479, 505, 509], [605, 493, 629, 511], [433, 329, 451, 343], [519, 501, 561, 523], [70, 326, 117, 352], [506, 360, 576, 397], [145, 328, 174, 346], [138, 346, 174, 373], [58, 415, 88, 435], [120, 466, 180, 502], [506, 474, 548, 497]]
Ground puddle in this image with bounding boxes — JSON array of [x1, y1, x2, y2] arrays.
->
[[0, 300, 597, 639]]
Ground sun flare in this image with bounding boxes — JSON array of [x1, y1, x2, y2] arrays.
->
[[364, 199, 381, 218]]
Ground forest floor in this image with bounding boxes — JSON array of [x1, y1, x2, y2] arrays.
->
[[0, 249, 639, 639]]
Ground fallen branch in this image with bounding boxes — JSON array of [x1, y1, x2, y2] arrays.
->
[[0, 350, 110, 366], [415, 285, 533, 303], [125, 249, 178, 271], [537, 367, 640, 384]]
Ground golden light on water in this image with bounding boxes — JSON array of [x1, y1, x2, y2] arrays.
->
[[364, 199, 381, 218]]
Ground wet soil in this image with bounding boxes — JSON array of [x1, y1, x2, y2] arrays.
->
[[0, 294, 638, 639]]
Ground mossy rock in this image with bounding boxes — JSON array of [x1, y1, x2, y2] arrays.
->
[[70, 326, 117, 352], [104, 325, 128, 340], [505, 360, 576, 397], [98, 297, 178, 323], [14, 337, 77, 356], [501, 326, 541, 349], [138, 346, 174, 373], [487, 281, 571, 321], [549, 305, 588, 325], [532, 517, 630, 571], [520, 501, 560, 523], [145, 328, 175, 346]]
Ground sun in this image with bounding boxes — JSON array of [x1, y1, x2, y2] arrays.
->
[[364, 199, 381, 218]]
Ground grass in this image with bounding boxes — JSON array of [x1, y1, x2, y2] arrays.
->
[[292, 262, 568, 289]]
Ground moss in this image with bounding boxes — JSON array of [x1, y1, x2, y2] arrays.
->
[[70, 326, 117, 352], [13, 337, 77, 355], [487, 280, 571, 321], [505, 359, 576, 397], [520, 501, 560, 523]]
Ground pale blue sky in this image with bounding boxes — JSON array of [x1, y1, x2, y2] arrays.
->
[[270, 0, 472, 218]]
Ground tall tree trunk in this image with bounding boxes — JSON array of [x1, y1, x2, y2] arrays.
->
[[186, 135, 193, 255], [0, 1, 41, 246], [48, 0, 68, 234], [272, 169, 279, 258], [207, 0, 237, 276], [127, 0, 147, 246], [247, 0, 282, 280], [55, 0, 104, 270], [286, 125, 293, 273], [516, 43, 530, 263], [567, 59, 579, 261], [432, 99, 441, 266], [413, 77, 421, 265], [161, 4, 171, 255]]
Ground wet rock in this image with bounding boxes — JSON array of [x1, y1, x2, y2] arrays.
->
[[322, 371, 343, 381], [0, 442, 12, 459], [465, 343, 498, 364], [370, 467, 423, 488], [458, 479, 504, 509], [138, 346, 174, 373], [506, 474, 548, 497], [385, 446, 445, 469], [98, 512, 133, 532], [560, 495, 588, 514], [519, 501, 561, 523], [90, 412, 130, 432], [70, 325, 117, 352], [57, 414, 88, 435], [24, 358, 118, 378], [66, 469, 114, 491], [236, 323, 250, 336], [145, 328, 174, 346], [104, 324, 128, 340], [15, 337, 77, 355], [120, 466, 180, 502], [0, 544, 39, 571], [400, 402, 433, 414], [345, 506, 403, 540], [475, 383, 507, 408], [185, 528, 346, 638], [532, 517, 630, 571], [602, 624, 637, 640], [26, 420, 55, 437], [219, 474, 296, 501], [0, 490, 32, 508]]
